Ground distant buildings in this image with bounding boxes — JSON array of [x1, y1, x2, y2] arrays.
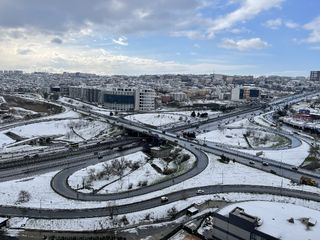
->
[[310, 71, 320, 81], [231, 86, 260, 101], [68, 86, 155, 111]]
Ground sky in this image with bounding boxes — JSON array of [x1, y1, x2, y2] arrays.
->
[[0, 0, 319, 76]]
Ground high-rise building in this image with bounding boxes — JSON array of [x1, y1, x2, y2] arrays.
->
[[310, 71, 320, 81], [68, 86, 155, 111], [231, 86, 260, 101]]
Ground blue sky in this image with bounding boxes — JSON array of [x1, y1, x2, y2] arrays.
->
[[0, 0, 319, 76]]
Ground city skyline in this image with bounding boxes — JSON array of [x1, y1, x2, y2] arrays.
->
[[0, 0, 319, 76]]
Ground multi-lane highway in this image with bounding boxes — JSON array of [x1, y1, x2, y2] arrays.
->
[[0, 91, 320, 222], [0, 184, 319, 219]]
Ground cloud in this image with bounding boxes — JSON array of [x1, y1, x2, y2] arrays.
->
[[264, 18, 282, 29], [285, 21, 299, 29], [112, 37, 128, 46], [0, 0, 202, 35], [264, 18, 299, 30], [220, 38, 270, 51], [51, 37, 63, 44], [304, 17, 320, 43], [171, 30, 205, 40], [207, 0, 283, 37], [16, 48, 33, 55], [0, 31, 253, 75]]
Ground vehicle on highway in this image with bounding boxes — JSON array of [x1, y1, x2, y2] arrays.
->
[[262, 162, 269, 166], [249, 161, 255, 165], [161, 196, 168, 203], [292, 166, 298, 171], [197, 189, 205, 194], [270, 170, 276, 174], [300, 176, 318, 186]]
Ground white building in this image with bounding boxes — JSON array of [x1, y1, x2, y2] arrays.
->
[[68, 86, 156, 111], [170, 92, 188, 102], [231, 86, 260, 101]]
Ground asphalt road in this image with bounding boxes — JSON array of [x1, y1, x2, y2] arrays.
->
[[0, 92, 319, 220], [0, 184, 319, 219], [51, 144, 208, 201]]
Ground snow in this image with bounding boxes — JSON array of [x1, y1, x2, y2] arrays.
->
[[197, 128, 249, 147], [4, 119, 109, 143], [58, 97, 111, 115], [68, 151, 149, 193], [218, 201, 320, 240], [197, 127, 286, 149], [0, 96, 6, 104], [167, 110, 220, 117], [237, 140, 310, 166], [125, 111, 221, 127], [42, 108, 81, 120], [0, 151, 318, 211], [0, 132, 15, 148], [125, 113, 186, 127], [226, 118, 251, 128], [69, 149, 196, 194], [0, 150, 320, 212], [253, 112, 276, 128], [11, 107, 38, 115], [7, 194, 320, 233]]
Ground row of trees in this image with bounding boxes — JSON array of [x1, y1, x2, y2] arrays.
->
[[190, 111, 208, 118]]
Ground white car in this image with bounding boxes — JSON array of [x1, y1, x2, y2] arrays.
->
[[197, 189, 205, 194], [160, 196, 168, 203]]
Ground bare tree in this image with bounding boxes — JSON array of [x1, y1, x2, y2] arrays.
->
[[16, 190, 31, 204]]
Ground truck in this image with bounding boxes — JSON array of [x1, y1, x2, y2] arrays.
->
[[300, 176, 318, 187]]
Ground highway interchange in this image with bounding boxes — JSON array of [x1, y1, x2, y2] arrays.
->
[[0, 91, 320, 223]]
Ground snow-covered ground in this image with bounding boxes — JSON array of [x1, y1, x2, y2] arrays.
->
[[237, 140, 310, 166], [58, 97, 111, 115], [0, 133, 15, 148], [167, 110, 220, 117], [197, 128, 287, 149], [69, 149, 196, 194], [68, 151, 149, 193], [197, 128, 248, 147], [100, 149, 196, 194], [0, 151, 319, 211], [253, 112, 276, 128], [218, 201, 320, 240], [225, 118, 251, 128], [125, 111, 220, 127], [7, 194, 320, 233], [3, 119, 109, 143], [0, 171, 108, 209], [42, 108, 81, 120], [125, 113, 187, 127]]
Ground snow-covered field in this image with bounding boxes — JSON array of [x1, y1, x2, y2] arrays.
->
[[58, 97, 111, 115], [100, 149, 196, 193], [238, 140, 310, 166], [68, 149, 196, 194], [3, 119, 109, 143], [125, 113, 187, 127], [197, 128, 287, 149], [0, 133, 15, 148], [125, 111, 220, 127], [0, 151, 319, 211], [218, 201, 320, 240], [42, 108, 81, 120], [68, 151, 149, 193], [0, 171, 108, 209], [7, 194, 320, 233]]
